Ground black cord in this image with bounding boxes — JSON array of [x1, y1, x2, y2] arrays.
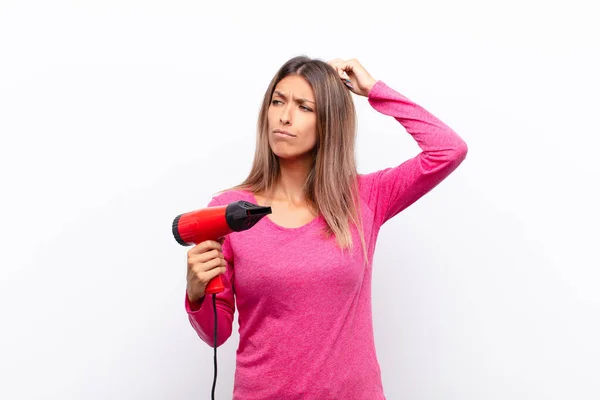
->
[[211, 293, 218, 400]]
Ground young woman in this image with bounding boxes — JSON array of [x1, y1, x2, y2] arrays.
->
[[184, 55, 468, 399]]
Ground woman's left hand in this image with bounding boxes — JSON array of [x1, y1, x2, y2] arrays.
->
[[327, 58, 378, 97]]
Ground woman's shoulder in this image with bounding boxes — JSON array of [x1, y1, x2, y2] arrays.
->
[[356, 172, 378, 197], [208, 187, 254, 207]]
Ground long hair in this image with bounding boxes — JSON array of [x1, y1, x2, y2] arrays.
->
[[222, 55, 368, 264]]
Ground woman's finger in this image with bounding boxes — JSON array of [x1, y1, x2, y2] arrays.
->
[[329, 62, 350, 80], [336, 67, 350, 80], [328, 59, 347, 76], [328, 59, 356, 90]]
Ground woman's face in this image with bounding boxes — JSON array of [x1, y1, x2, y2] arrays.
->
[[267, 75, 318, 161]]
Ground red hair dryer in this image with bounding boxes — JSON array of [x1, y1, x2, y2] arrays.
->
[[172, 200, 272, 294]]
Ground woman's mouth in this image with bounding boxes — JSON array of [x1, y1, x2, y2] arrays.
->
[[273, 129, 296, 139]]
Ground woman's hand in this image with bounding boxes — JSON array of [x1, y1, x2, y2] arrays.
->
[[327, 58, 378, 97], [186, 239, 227, 305]]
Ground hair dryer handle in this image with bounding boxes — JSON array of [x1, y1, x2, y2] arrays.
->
[[205, 275, 225, 295]]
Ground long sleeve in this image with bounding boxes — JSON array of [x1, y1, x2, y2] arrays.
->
[[184, 196, 236, 348], [359, 80, 468, 227]]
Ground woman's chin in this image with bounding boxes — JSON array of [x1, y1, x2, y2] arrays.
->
[[273, 152, 313, 164], [271, 146, 296, 159], [273, 152, 296, 160], [270, 144, 314, 161]]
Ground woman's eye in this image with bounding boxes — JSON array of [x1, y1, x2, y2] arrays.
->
[[271, 99, 311, 112]]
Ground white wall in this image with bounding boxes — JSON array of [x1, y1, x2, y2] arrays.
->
[[1, 1, 598, 399]]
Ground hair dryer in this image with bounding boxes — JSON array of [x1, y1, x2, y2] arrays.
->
[[172, 200, 271, 400], [172, 200, 272, 294]]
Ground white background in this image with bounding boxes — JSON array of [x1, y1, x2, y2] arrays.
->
[[1, 1, 599, 399]]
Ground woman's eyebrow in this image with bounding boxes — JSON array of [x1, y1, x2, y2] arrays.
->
[[273, 90, 315, 104]]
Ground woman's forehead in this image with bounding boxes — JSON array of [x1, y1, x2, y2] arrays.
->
[[274, 75, 315, 99]]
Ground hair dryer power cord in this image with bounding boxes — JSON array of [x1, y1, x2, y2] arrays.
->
[[211, 293, 218, 400]]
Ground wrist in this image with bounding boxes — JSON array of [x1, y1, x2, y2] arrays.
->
[[364, 78, 377, 96], [187, 292, 205, 311]]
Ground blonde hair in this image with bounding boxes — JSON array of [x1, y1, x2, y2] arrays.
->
[[222, 55, 368, 264]]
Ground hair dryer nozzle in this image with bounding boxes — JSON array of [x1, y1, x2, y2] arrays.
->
[[172, 214, 187, 246], [226, 201, 272, 232]]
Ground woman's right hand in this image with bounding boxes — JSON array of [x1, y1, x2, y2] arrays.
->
[[186, 239, 227, 305]]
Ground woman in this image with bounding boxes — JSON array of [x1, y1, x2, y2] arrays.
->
[[184, 55, 468, 399]]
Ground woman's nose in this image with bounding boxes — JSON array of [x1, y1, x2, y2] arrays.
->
[[279, 105, 292, 124]]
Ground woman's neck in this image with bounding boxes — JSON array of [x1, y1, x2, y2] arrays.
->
[[265, 156, 312, 206]]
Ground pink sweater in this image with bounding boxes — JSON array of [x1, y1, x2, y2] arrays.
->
[[185, 80, 468, 399]]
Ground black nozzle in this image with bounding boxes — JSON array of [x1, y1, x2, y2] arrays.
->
[[226, 201, 272, 232]]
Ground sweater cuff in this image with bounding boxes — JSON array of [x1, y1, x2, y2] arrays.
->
[[185, 292, 205, 313], [366, 80, 386, 98]]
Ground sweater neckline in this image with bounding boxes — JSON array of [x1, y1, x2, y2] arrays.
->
[[245, 190, 323, 233]]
